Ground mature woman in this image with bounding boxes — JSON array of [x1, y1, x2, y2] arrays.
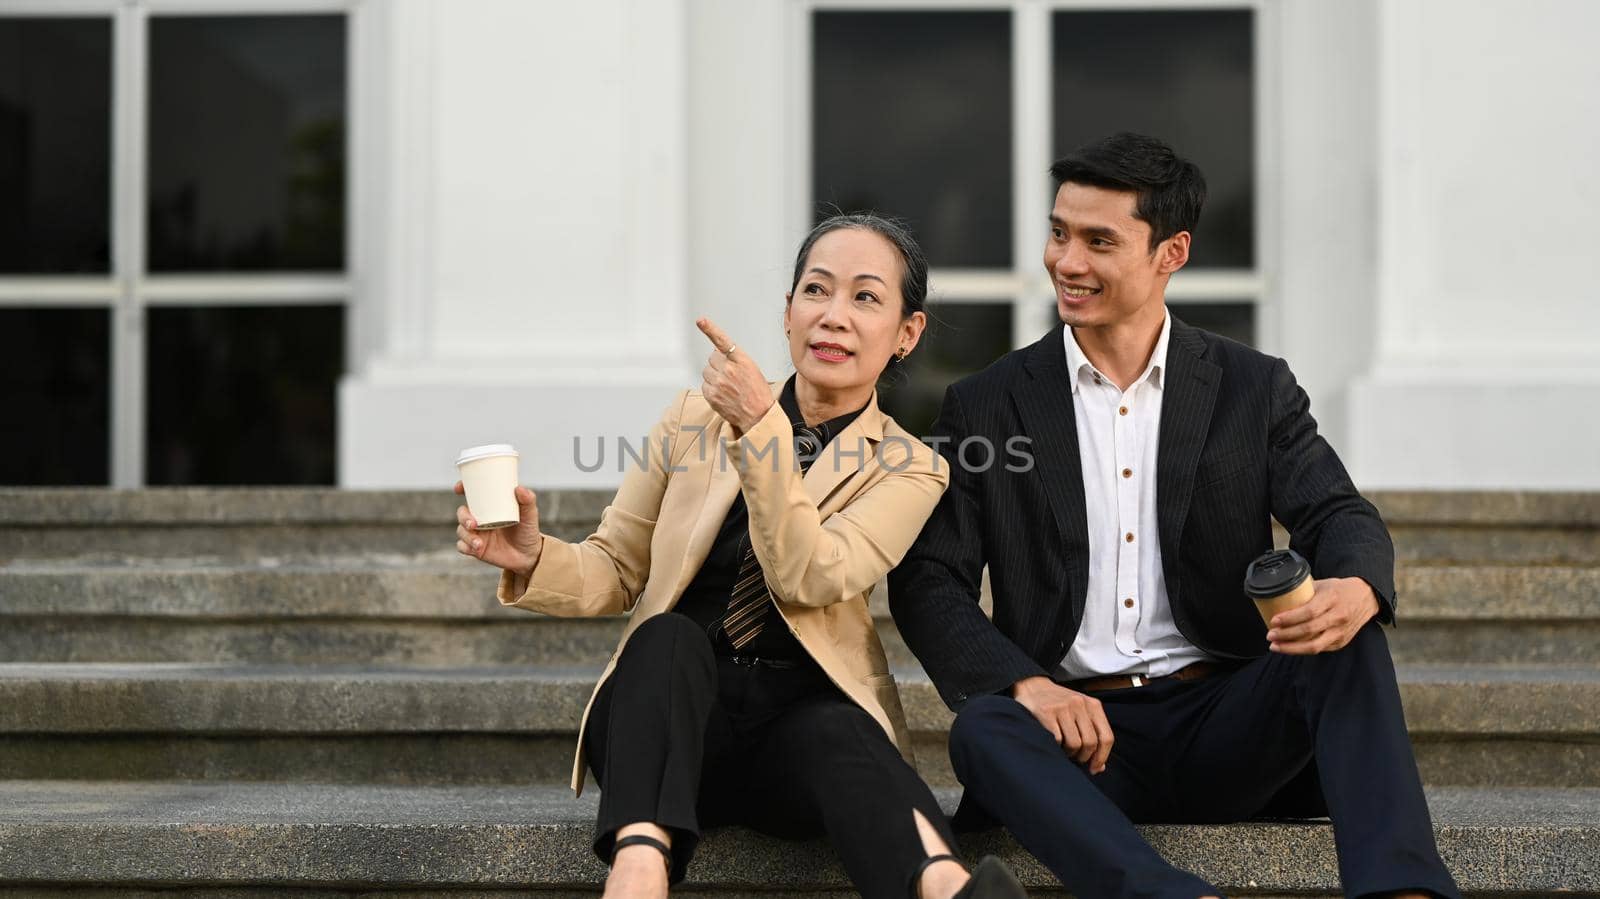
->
[[453, 214, 1024, 899]]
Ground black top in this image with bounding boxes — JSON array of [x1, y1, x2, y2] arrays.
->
[[674, 376, 869, 662]]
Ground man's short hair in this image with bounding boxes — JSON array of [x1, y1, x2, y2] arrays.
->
[[1050, 132, 1207, 252]]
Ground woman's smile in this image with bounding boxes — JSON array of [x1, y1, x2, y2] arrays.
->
[[809, 341, 853, 362]]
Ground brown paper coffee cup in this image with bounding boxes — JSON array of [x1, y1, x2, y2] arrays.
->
[[1251, 576, 1316, 627], [1244, 548, 1315, 628]]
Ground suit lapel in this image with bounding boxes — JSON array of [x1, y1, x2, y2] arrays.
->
[[804, 391, 884, 511], [1009, 326, 1090, 623], [1156, 317, 1222, 607]]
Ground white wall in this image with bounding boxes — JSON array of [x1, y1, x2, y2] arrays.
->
[[341, 0, 1600, 490], [1348, 0, 1600, 488]]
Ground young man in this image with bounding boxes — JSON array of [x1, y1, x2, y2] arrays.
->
[[888, 132, 1459, 899]]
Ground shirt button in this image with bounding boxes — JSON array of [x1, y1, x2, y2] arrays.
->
[[1125, 532, 1135, 543], [1133, 649, 1144, 654], [1119, 406, 1129, 416], [1124, 598, 1135, 608], [1122, 468, 1132, 478]]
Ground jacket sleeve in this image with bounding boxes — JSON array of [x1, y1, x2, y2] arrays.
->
[[1267, 357, 1398, 623], [725, 399, 949, 609], [888, 385, 1050, 711], [496, 390, 689, 618]]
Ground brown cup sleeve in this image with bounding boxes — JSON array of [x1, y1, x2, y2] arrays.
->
[[1253, 576, 1316, 628]]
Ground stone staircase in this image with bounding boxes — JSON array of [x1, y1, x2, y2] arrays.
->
[[0, 488, 1596, 896]]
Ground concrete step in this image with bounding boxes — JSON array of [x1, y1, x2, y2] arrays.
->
[[0, 489, 602, 563], [3, 489, 1596, 564], [0, 663, 1594, 788], [0, 780, 1594, 896], [1374, 491, 1600, 564], [2, 562, 1594, 666]]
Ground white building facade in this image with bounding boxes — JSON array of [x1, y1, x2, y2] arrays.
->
[[3, 0, 1596, 490]]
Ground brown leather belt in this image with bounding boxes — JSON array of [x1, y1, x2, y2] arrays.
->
[[1066, 661, 1224, 694]]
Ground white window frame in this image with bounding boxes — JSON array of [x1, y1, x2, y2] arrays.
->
[[791, 0, 1278, 356], [0, 0, 363, 487]]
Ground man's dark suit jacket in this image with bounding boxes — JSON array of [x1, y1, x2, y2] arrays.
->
[[889, 317, 1396, 711]]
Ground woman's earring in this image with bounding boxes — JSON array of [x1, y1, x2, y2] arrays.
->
[[895, 346, 909, 360]]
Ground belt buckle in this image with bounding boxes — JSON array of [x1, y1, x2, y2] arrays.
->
[[1130, 674, 1145, 688]]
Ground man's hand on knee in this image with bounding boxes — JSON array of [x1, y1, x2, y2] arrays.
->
[[1010, 676, 1114, 774], [1267, 576, 1380, 655]]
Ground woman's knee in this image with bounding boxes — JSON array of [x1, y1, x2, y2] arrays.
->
[[615, 613, 715, 679], [623, 612, 709, 654]]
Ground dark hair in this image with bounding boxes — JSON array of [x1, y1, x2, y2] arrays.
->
[[1049, 132, 1207, 252], [789, 212, 928, 320]]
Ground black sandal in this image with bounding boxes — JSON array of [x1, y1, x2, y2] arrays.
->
[[610, 833, 672, 871], [909, 854, 964, 899]]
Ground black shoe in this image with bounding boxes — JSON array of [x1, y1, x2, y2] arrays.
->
[[954, 856, 1028, 899]]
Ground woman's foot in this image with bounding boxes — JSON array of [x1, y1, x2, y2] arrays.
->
[[603, 824, 672, 899], [603, 844, 669, 899], [917, 855, 969, 899]]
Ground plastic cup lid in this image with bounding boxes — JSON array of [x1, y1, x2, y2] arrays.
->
[[1243, 548, 1311, 599], [455, 444, 519, 465]]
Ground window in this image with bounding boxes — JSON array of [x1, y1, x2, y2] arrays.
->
[[810, 3, 1263, 436], [0, 3, 351, 486]]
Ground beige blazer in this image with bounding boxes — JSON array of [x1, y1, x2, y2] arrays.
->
[[497, 383, 949, 794]]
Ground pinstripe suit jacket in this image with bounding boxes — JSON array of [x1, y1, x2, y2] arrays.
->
[[889, 317, 1395, 711]]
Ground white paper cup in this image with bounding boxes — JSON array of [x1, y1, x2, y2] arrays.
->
[[455, 444, 521, 530]]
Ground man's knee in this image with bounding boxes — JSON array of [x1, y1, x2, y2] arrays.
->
[[1282, 619, 1401, 708], [948, 694, 1033, 773], [1304, 619, 1393, 673]]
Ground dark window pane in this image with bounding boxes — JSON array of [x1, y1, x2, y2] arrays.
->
[[880, 302, 1012, 438], [813, 12, 1011, 268], [148, 15, 346, 272], [1053, 11, 1253, 268], [0, 18, 112, 274], [0, 308, 110, 484], [1172, 302, 1254, 347], [146, 305, 342, 485]]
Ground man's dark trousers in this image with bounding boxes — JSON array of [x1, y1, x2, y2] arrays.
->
[[947, 622, 1460, 899]]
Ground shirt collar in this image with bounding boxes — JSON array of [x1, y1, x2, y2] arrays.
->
[[1063, 311, 1172, 394], [779, 375, 868, 444]]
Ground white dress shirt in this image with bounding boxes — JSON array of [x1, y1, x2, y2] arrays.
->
[[1057, 313, 1214, 680]]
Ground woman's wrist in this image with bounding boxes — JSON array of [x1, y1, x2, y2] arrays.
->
[[520, 539, 543, 580], [504, 540, 542, 597]]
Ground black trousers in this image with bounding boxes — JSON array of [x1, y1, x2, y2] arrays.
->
[[947, 622, 1461, 899], [583, 612, 957, 898]]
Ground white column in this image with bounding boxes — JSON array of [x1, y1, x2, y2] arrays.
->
[[1273, 0, 1380, 457], [684, 0, 798, 382], [1348, 0, 1600, 489], [341, 0, 694, 488]]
